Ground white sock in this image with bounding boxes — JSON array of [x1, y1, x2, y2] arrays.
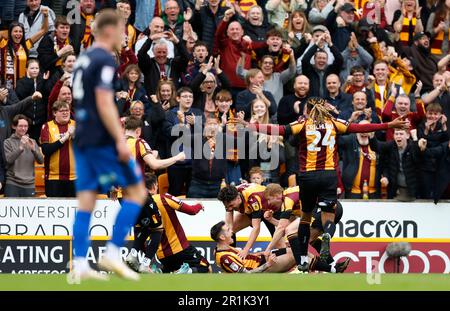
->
[[105, 242, 120, 260], [142, 257, 151, 267], [73, 257, 90, 271], [330, 261, 336, 273], [130, 248, 138, 257], [300, 256, 309, 265]]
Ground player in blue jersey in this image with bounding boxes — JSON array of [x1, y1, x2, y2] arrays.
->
[[69, 10, 147, 282]]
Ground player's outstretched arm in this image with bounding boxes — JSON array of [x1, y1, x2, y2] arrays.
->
[[144, 151, 185, 170], [346, 116, 409, 134]]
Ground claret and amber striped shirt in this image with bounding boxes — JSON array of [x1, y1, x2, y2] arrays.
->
[[215, 246, 264, 273], [40, 119, 76, 181]]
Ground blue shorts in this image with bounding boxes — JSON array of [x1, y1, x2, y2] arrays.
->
[[74, 145, 143, 193]]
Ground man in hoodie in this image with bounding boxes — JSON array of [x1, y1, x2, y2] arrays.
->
[[403, 32, 438, 93]]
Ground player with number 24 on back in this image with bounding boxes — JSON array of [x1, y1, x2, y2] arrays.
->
[[236, 97, 410, 273]]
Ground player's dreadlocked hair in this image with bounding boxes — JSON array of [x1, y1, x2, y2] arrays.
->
[[217, 186, 239, 203], [307, 97, 332, 125]]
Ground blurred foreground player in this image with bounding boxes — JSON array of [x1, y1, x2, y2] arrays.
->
[[69, 10, 146, 282], [126, 174, 211, 273]]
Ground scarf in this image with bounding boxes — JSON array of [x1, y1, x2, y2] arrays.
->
[[374, 82, 388, 118], [399, 13, 416, 46], [54, 35, 70, 67], [81, 13, 94, 51], [2, 40, 30, 89]]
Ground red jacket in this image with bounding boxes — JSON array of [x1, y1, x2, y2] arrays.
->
[[382, 95, 426, 141], [213, 20, 252, 89]]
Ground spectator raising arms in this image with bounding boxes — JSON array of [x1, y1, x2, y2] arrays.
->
[[0, 9, 48, 89]]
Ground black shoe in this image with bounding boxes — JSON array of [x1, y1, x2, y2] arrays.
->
[[320, 233, 331, 262], [297, 262, 309, 273], [335, 257, 351, 273]]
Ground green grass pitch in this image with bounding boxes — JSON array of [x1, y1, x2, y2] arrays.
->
[[0, 274, 449, 291]]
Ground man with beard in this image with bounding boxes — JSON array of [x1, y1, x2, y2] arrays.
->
[[339, 120, 380, 199], [277, 75, 310, 175], [69, 0, 96, 55], [403, 32, 438, 93]]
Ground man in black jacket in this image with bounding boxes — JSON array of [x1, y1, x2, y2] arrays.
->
[[339, 120, 380, 199], [301, 32, 343, 98], [277, 75, 310, 176], [376, 129, 423, 201], [137, 32, 189, 97], [423, 140, 450, 203], [38, 16, 74, 74], [69, 0, 96, 55], [187, 118, 227, 198], [191, 0, 228, 53], [324, 2, 357, 52]]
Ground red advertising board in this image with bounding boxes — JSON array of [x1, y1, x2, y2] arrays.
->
[[329, 240, 450, 273]]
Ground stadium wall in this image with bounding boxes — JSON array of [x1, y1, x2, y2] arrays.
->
[[0, 199, 449, 273]]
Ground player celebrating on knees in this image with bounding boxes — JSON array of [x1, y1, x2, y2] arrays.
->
[[70, 10, 147, 281], [237, 97, 409, 272], [263, 184, 350, 273], [126, 174, 210, 274], [217, 183, 271, 259]]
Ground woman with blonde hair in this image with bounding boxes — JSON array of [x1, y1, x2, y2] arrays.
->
[[393, 0, 424, 46], [242, 5, 269, 42], [308, 0, 335, 27], [248, 98, 285, 184]]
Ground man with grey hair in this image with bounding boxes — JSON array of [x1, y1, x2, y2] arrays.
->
[[135, 16, 175, 59], [18, 0, 56, 57], [382, 86, 426, 141], [137, 31, 189, 96]]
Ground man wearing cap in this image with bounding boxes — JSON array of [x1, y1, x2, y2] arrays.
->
[[301, 31, 344, 98], [325, 2, 358, 52], [403, 32, 438, 93], [296, 25, 335, 75]]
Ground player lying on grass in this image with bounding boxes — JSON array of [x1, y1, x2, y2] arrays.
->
[[126, 173, 211, 273], [263, 183, 350, 271], [217, 183, 286, 260], [210, 221, 350, 273]]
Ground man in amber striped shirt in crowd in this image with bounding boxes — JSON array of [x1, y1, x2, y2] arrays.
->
[[40, 101, 76, 197]]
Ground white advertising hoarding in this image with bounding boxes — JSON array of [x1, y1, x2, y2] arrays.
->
[[0, 199, 449, 238]]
